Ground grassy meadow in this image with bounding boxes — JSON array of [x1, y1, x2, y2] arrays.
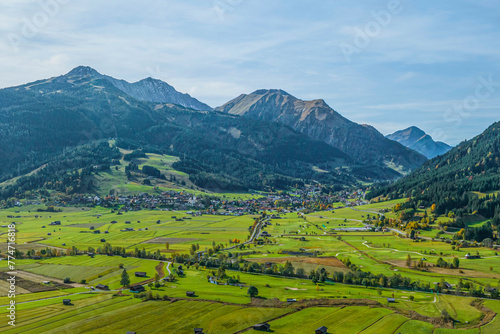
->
[[1, 198, 500, 333]]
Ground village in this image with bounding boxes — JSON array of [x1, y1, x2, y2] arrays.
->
[[14, 187, 367, 215]]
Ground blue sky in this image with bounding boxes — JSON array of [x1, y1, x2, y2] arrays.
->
[[1, 0, 499, 145]]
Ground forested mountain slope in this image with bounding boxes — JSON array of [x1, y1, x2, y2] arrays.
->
[[369, 121, 500, 219], [0, 67, 399, 198]]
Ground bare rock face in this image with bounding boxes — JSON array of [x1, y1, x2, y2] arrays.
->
[[217, 89, 427, 173]]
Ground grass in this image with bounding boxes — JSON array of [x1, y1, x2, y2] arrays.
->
[[437, 295, 483, 325], [434, 328, 480, 334], [358, 313, 409, 334], [24, 264, 115, 282], [91, 151, 265, 200], [0, 207, 256, 255], [0, 297, 289, 334], [396, 320, 435, 334], [481, 300, 500, 334], [2, 197, 500, 333], [268, 306, 393, 333]]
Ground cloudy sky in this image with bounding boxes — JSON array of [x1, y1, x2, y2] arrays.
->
[[1, 0, 499, 145]]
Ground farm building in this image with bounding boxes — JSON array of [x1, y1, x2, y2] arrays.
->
[[443, 282, 453, 289], [130, 285, 145, 293], [252, 323, 271, 331], [186, 291, 196, 297], [63, 299, 71, 305], [315, 326, 328, 334], [194, 328, 204, 334], [177, 265, 184, 275], [286, 298, 297, 303], [95, 284, 109, 290], [387, 298, 396, 303], [135, 272, 147, 277], [50, 221, 61, 225], [465, 254, 480, 259]]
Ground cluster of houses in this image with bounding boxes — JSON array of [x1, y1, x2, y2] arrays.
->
[[65, 192, 206, 211], [12, 185, 368, 217]]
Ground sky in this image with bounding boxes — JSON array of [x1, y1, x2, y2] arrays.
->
[[1, 0, 500, 145]]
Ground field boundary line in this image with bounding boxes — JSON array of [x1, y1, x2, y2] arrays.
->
[[233, 308, 300, 333], [391, 319, 408, 334], [357, 312, 391, 333]]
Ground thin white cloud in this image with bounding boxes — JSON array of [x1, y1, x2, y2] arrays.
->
[[0, 0, 498, 144]]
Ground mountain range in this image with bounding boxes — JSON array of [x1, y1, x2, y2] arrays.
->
[[0, 66, 445, 198], [386, 126, 452, 159], [66, 66, 212, 111], [0, 66, 390, 197], [216, 89, 427, 173]]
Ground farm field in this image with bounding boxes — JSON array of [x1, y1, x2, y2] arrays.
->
[[1, 198, 500, 333], [0, 206, 256, 254], [2, 290, 499, 334], [267, 306, 393, 334]]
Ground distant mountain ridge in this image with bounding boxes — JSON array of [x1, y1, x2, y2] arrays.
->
[[65, 66, 212, 111], [386, 126, 452, 159], [216, 89, 427, 174], [0, 66, 399, 197], [368, 121, 500, 218]]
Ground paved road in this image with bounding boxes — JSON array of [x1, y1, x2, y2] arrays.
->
[[196, 217, 269, 256]]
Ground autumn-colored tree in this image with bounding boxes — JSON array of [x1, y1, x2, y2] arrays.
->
[[431, 204, 436, 213]]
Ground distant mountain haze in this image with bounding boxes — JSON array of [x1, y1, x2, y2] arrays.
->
[[216, 89, 427, 174], [386, 126, 452, 159]]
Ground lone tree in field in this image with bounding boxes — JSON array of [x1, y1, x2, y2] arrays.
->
[[120, 269, 130, 287], [247, 286, 258, 298], [452, 257, 460, 269]]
